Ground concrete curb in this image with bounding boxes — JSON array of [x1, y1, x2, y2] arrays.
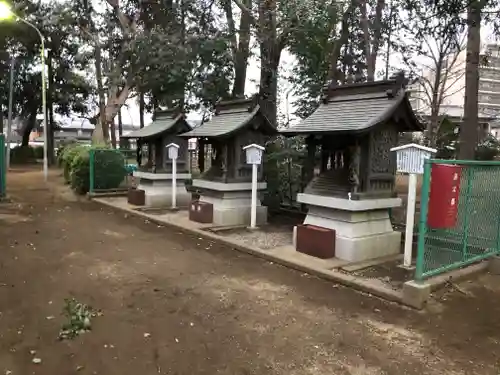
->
[[93, 198, 408, 305], [426, 262, 488, 291]]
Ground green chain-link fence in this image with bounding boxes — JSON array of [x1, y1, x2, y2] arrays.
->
[[0, 134, 5, 197], [89, 148, 137, 195], [416, 159, 500, 280]]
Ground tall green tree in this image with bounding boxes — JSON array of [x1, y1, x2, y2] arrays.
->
[[0, 0, 92, 155], [232, 0, 315, 126]]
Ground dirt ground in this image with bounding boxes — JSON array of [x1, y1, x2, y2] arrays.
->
[[1, 167, 500, 375]]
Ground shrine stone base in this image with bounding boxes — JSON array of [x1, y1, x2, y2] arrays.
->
[[191, 179, 267, 227], [134, 171, 191, 208], [294, 193, 402, 262]]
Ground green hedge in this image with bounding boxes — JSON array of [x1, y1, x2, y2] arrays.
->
[[33, 146, 44, 159], [88, 149, 127, 193], [70, 147, 92, 194], [10, 146, 36, 164], [56, 140, 78, 166], [57, 144, 127, 195], [61, 144, 87, 183]]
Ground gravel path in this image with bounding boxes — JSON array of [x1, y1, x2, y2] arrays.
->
[[217, 227, 293, 250]]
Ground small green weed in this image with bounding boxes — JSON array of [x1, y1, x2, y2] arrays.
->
[[58, 298, 101, 340]]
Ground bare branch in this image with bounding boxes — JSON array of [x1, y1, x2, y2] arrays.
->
[[232, 0, 258, 27], [106, 0, 138, 35], [416, 75, 435, 105], [422, 35, 439, 67]]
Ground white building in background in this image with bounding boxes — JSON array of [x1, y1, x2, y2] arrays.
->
[[409, 43, 500, 139]]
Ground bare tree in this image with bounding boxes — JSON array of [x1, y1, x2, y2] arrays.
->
[[80, 0, 110, 144], [400, 13, 467, 146], [91, 0, 139, 144], [78, 0, 140, 144]]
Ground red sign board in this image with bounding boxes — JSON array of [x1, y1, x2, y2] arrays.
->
[[427, 164, 462, 229]]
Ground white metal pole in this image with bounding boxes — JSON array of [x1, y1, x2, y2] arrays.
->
[[404, 173, 418, 268], [17, 17, 47, 181], [6, 55, 14, 169], [250, 163, 258, 228], [172, 158, 177, 209], [41, 40, 48, 182]]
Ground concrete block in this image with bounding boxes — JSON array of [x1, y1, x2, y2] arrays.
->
[[402, 280, 431, 309], [194, 186, 268, 227], [488, 256, 500, 275], [335, 231, 401, 262], [297, 192, 402, 211], [212, 205, 267, 227], [145, 189, 191, 208]]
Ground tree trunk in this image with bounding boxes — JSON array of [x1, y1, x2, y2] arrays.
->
[[359, 0, 385, 81], [139, 91, 145, 128], [179, 0, 187, 109], [384, 0, 394, 80], [258, 0, 281, 127], [93, 84, 131, 144], [107, 90, 117, 149], [232, 0, 251, 97], [21, 107, 38, 146], [429, 109, 440, 148], [118, 108, 123, 137], [110, 120, 117, 149], [92, 41, 109, 145], [327, 2, 354, 85], [459, 0, 482, 160], [118, 108, 124, 148], [428, 59, 444, 147], [259, 43, 281, 127]]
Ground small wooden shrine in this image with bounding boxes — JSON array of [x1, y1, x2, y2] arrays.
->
[[122, 106, 192, 207], [281, 73, 423, 262], [181, 96, 276, 226]]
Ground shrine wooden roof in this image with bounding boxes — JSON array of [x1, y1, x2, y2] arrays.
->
[[181, 98, 276, 139], [281, 77, 423, 136], [122, 108, 190, 139]]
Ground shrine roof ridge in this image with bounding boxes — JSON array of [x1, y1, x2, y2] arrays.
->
[[121, 112, 190, 139], [321, 77, 407, 102], [214, 96, 258, 115], [180, 104, 277, 139], [153, 104, 184, 120], [390, 143, 437, 153], [281, 77, 423, 136]]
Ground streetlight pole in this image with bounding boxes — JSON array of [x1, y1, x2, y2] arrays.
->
[[16, 17, 47, 181], [6, 54, 14, 169], [0, 1, 48, 181]]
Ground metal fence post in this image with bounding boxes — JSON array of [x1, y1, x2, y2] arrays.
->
[[461, 167, 473, 262], [89, 149, 95, 195], [0, 134, 5, 198], [415, 159, 431, 281]]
